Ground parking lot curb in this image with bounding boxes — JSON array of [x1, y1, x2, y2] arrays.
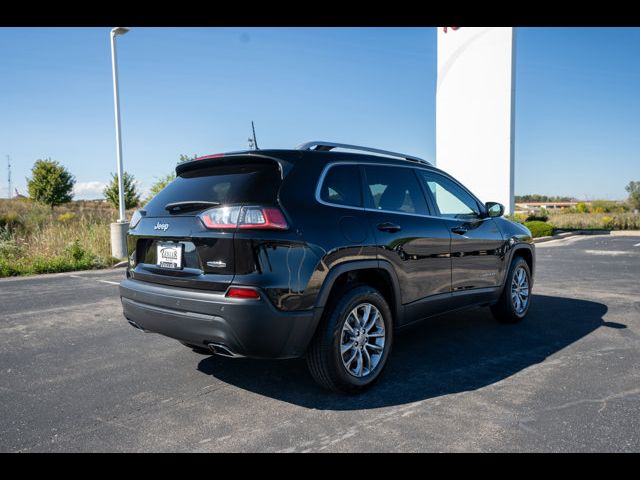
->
[[531, 229, 640, 244], [609, 230, 640, 236]]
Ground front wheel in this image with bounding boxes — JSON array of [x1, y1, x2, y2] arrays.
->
[[306, 285, 393, 393], [490, 256, 532, 323]]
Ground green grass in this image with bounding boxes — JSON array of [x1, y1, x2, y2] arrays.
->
[[0, 198, 129, 277], [0, 254, 113, 277]]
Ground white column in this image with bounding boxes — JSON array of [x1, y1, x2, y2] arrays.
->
[[436, 27, 516, 214]]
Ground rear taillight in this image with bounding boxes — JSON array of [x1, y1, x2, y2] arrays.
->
[[199, 206, 242, 229], [199, 206, 288, 230], [226, 287, 260, 299], [238, 207, 288, 230]]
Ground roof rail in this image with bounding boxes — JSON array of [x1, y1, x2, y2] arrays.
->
[[296, 141, 432, 166]]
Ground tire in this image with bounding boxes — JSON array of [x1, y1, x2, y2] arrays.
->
[[180, 341, 212, 355], [490, 256, 532, 324], [306, 285, 393, 393]]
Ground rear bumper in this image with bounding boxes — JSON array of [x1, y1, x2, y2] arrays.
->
[[119, 278, 319, 359]]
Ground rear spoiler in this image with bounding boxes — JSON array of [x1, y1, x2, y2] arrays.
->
[[175, 152, 295, 178]]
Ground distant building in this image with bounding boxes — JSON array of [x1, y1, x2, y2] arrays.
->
[[515, 201, 580, 214]]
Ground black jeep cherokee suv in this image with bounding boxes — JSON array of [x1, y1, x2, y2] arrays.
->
[[120, 142, 534, 393]]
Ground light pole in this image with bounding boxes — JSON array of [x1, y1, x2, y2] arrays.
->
[[110, 26, 129, 259]]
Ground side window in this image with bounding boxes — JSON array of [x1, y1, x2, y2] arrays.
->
[[319, 164, 362, 207], [418, 171, 481, 219], [363, 165, 428, 215]]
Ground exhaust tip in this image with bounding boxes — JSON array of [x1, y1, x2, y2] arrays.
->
[[207, 342, 244, 358], [127, 320, 148, 332]]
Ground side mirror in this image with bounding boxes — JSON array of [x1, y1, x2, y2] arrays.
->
[[485, 202, 504, 218]]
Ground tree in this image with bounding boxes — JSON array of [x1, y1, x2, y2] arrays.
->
[[145, 173, 175, 205], [575, 202, 590, 213], [27, 158, 75, 210], [103, 172, 140, 210], [143, 154, 197, 204], [626, 181, 640, 210], [179, 153, 197, 163], [515, 194, 575, 203]]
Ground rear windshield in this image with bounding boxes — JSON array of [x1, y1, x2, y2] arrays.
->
[[144, 162, 282, 216]]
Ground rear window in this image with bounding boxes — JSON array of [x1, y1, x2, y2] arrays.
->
[[144, 162, 282, 216], [319, 165, 362, 207]]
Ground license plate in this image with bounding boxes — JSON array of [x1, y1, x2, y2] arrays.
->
[[156, 242, 183, 269]]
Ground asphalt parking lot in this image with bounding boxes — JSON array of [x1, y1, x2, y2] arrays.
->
[[1, 234, 639, 452]]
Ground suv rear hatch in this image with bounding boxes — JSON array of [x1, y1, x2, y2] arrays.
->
[[128, 154, 288, 292]]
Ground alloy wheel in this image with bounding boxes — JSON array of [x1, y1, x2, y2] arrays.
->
[[511, 266, 530, 315], [340, 303, 386, 378]]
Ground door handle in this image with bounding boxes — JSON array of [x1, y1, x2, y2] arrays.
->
[[451, 226, 468, 235], [377, 222, 402, 233]]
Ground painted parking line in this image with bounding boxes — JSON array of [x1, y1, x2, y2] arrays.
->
[[583, 250, 637, 256], [68, 273, 120, 286], [634, 242, 640, 247], [536, 235, 592, 247]]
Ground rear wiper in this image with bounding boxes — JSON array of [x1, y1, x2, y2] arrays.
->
[[164, 201, 220, 213]]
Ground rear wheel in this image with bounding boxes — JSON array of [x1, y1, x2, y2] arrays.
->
[[490, 256, 532, 323], [306, 285, 393, 393]]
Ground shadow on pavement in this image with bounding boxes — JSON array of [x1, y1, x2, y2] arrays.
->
[[197, 294, 608, 410]]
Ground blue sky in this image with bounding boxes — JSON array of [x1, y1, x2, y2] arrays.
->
[[0, 27, 638, 201]]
